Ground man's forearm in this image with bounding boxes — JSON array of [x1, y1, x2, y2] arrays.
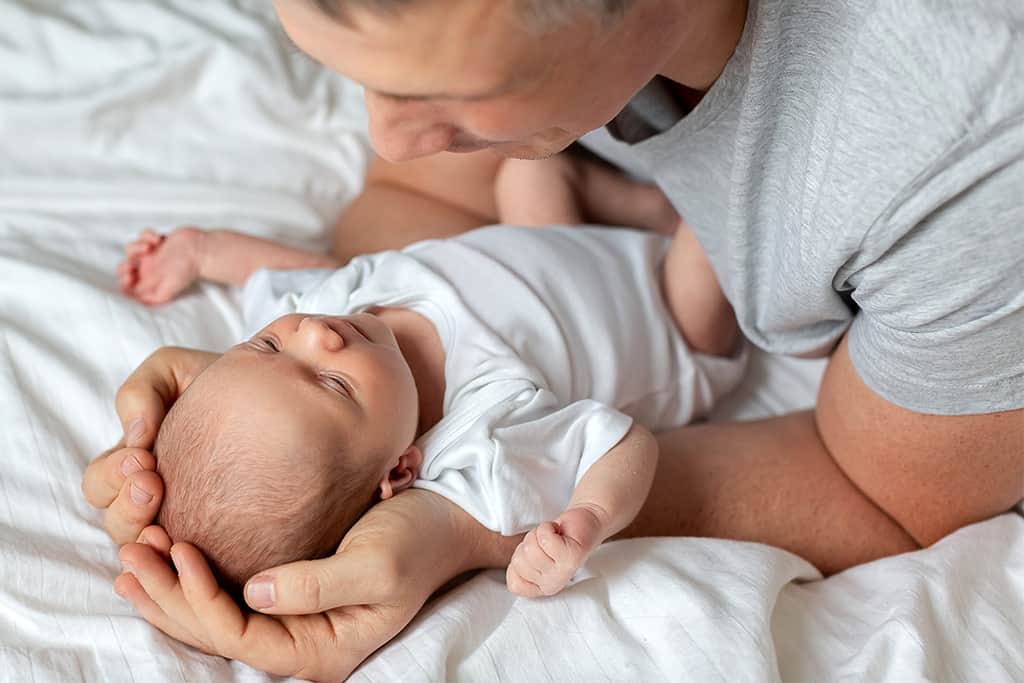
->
[[331, 183, 490, 265], [620, 410, 919, 575], [330, 152, 504, 264], [446, 496, 523, 572]]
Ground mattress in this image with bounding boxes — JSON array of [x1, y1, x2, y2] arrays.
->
[[1, 1, 1021, 681]]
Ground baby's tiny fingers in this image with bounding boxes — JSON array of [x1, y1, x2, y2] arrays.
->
[[535, 522, 573, 561], [506, 566, 542, 598], [125, 241, 153, 259], [536, 573, 571, 597], [140, 229, 164, 245], [523, 529, 556, 564]]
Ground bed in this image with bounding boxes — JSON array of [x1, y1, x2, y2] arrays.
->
[[1, 1, 1021, 680]]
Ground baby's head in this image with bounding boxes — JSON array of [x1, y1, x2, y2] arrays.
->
[[154, 312, 422, 600]]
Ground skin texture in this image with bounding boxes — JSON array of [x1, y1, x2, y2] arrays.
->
[[82, 0, 1023, 679], [272, 0, 745, 161], [198, 312, 425, 499]]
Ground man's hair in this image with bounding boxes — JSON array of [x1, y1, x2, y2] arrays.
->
[[314, 0, 633, 30], [154, 385, 381, 601]]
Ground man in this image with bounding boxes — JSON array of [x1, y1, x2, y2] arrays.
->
[[85, 0, 1023, 679]]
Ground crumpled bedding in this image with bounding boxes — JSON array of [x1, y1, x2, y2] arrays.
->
[[1, 1, 1021, 680]]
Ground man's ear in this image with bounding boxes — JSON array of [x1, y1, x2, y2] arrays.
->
[[378, 446, 423, 500]]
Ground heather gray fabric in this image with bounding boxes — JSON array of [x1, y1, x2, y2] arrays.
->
[[582, 0, 1024, 415]]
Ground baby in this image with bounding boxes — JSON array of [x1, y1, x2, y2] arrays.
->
[[121, 154, 745, 600]]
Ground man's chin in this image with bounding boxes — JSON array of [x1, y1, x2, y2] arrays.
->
[[488, 139, 575, 160]]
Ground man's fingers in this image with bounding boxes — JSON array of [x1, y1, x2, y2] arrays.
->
[[113, 571, 210, 653], [174, 544, 311, 677], [104, 471, 163, 545], [115, 388, 168, 452], [83, 446, 154, 510], [245, 549, 397, 615], [137, 525, 173, 560], [82, 440, 123, 507], [173, 543, 260, 661], [119, 542, 202, 638]]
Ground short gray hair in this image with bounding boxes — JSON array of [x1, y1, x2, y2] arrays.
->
[[313, 0, 633, 31]]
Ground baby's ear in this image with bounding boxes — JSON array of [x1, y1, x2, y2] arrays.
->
[[378, 446, 423, 500]]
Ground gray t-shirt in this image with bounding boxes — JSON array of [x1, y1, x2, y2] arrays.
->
[[582, 0, 1024, 415]]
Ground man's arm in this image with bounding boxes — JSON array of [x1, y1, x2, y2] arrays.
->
[[622, 332, 1022, 575], [817, 335, 1024, 548], [330, 151, 504, 263]]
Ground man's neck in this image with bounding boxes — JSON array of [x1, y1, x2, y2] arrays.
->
[[657, 0, 748, 91]]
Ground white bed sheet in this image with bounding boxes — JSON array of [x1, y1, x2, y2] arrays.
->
[[1, 1, 1021, 681]]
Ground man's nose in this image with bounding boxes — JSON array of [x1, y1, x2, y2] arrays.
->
[[296, 316, 343, 353], [365, 93, 456, 162]]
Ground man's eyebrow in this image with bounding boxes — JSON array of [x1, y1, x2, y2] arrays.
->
[[376, 74, 528, 103]]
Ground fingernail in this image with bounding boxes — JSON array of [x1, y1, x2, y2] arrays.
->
[[121, 455, 143, 477], [130, 483, 153, 505], [125, 418, 146, 447], [121, 562, 135, 576], [246, 577, 275, 609]]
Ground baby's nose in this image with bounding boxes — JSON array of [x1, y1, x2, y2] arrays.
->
[[297, 316, 343, 352]]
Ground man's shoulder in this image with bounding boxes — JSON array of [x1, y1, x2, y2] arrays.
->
[[770, 0, 1023, 119]]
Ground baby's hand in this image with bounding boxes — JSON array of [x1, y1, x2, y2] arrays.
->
[[506, 505, 606, 598], [118, 227, 203, 305]]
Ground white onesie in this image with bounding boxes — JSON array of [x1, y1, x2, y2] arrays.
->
[[242, 226, 746, 535]]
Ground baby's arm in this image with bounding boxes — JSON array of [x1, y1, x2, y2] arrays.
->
[[119, 227, 339, 305], [506, 423, 658, 598]]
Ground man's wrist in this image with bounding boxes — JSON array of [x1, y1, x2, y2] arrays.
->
[[445, 500, 520, 572]]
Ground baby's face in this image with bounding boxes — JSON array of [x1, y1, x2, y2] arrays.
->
[[200, 312, 420, 473]]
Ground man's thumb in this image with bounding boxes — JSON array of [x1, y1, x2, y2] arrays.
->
[[244, 550, 392, 615]]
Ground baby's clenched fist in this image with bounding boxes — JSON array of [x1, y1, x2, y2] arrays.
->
[[506, 506, 605, 598]]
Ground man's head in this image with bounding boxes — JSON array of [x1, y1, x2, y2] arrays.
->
[[273, 0, 688, 161], [154, 312, 423, 597]]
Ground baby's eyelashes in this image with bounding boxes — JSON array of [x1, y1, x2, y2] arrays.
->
[[249, 336, 280, 352], [319, 373, 354, 400]]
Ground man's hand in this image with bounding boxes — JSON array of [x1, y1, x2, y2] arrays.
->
[[82, 346, 218, 543], [118, 227, 204, 305], [115, 489, 521, 682]]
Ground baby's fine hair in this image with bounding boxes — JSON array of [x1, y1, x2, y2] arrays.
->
[[154, 383, 379, 601]]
